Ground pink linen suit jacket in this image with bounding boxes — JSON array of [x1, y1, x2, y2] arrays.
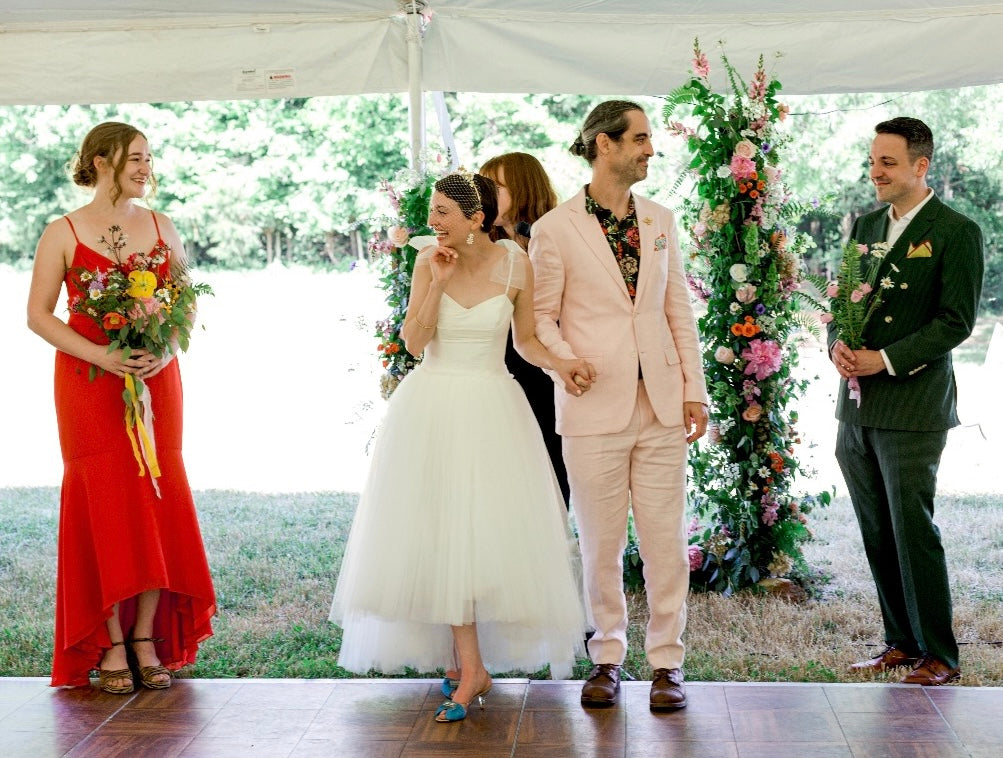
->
[[530, 188, 708, 435]]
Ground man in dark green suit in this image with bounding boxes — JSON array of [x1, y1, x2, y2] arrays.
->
[[829, 117, 984, 686]]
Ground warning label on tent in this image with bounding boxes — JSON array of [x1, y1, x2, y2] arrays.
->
[[233, 68, 297, 94]]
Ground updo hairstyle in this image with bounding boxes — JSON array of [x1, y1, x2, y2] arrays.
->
[[569, 100, 645, 165], [69, 121, 156, 203]]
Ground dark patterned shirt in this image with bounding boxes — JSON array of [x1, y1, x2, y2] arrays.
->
[[585, 185, 641, 300]]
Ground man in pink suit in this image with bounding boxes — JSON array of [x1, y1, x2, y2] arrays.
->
[[529, 100, 708, 711]]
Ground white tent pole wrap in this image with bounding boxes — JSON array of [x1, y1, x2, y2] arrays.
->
[[432, 91, 458, 171], [402, 0, 428, 170]]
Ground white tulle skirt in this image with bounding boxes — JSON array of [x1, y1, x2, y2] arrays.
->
[[330, 363, 588, 679]]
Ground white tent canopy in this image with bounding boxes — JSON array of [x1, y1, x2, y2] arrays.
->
[[3, 1, 1003, 106]]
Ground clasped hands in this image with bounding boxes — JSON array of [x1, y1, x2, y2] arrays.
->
[[100, 347, 172, 380], [554, 358, 596, 397], [830, 340, 886, 378]]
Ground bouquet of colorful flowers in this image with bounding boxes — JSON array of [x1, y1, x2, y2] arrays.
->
[[69, 230, 212, 492], [819, 240, 892, 349], [816, 239, 893, 405]]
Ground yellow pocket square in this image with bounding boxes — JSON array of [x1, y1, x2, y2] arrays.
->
[[906, 240, 932, 258]]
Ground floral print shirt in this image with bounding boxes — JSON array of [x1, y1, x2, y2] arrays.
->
[[585, 185, 641, 300]]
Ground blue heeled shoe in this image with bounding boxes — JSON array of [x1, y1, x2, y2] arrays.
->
[[433, 683, 491, 723], [440, 677, 460, 699]]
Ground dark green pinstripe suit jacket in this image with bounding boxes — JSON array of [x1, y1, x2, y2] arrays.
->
[[827, 195, 984, 432]]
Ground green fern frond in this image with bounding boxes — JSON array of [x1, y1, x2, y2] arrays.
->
[[667, 171, 690, 198], [791, 311, 822, 340], [663, 84, 701, 120], [800, 272, 828, 295], [791, 287, 826, 311]]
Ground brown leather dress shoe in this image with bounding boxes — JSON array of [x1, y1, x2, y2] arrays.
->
[[901, 656, 960, 686], [581, 663, 621, 707], [649, 667, 687, 711], [848, 645, 918, 672]]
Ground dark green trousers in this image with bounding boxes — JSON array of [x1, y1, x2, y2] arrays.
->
[[835, 422, 958, 669]]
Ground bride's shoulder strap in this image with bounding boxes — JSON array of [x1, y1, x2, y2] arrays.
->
[[492, 239, 527, 293]]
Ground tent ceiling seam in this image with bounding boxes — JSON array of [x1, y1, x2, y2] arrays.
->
[[430, 4, 1003, 23], [0, 12, 397, 34]]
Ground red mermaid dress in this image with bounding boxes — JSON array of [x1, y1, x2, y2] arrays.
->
[[50, 214, 216, 687]]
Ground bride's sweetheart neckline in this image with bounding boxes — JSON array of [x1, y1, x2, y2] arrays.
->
[[441, 292, 512, 311]]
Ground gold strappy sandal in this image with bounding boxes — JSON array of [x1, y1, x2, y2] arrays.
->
[[97, 641, 134, 694], [127, 637, 172, 690]]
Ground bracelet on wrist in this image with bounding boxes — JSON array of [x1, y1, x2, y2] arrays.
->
[[414, 314, 435, 330]]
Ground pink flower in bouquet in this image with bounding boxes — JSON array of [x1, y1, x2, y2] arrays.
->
[[819, 312, 834, 324], [826, 282, 840, 298], [742, 403, 763, 422], [128, 297, 163, 322], [764, 165, 781, 185], [742, 339, 782, 381], [730, 154, 757, 181], [688, 544, 704, 571], [850, 287, 866, 303]]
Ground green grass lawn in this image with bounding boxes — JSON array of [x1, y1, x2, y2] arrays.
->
[[2, 485, 1001, 685]]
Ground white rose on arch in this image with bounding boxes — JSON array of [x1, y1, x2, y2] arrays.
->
[[729, 263, 749, 283], [714, 346, 736, 364]]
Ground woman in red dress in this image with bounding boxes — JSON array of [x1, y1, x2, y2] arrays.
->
[[27, 122, 216, 693]]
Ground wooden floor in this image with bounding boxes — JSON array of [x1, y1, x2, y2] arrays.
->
[[0, 676, 1000, 757]]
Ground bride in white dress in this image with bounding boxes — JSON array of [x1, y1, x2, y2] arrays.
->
[[330, 170, 594, 723]]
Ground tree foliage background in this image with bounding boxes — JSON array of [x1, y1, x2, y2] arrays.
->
[[1, 88, 1000, 313]]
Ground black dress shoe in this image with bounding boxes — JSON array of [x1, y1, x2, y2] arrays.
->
[[581, 663, 621, 707], [650, 667, 687, 711]]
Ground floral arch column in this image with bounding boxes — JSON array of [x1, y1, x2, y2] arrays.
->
[[665, 43, 831, 594]]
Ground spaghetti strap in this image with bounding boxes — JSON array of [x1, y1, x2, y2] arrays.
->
[[64, 216, 81, 243], [150, 209, 162, 240]]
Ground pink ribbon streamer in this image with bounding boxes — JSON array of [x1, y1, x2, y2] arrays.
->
[[847, 376, 862, 408]]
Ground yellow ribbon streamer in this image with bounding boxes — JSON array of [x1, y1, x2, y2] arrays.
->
[[123, 374, 162, 484]]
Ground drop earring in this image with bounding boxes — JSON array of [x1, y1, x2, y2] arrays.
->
[[466, 232, 475, 245]]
